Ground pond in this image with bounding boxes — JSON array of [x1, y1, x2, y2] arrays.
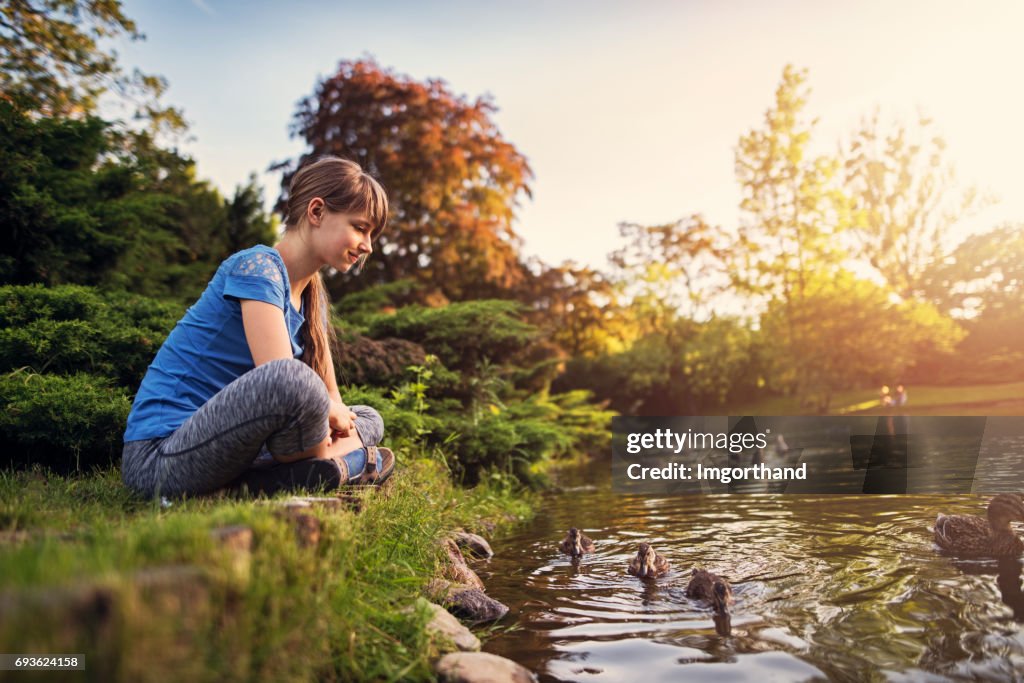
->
[[478, 457, 1024, 682]]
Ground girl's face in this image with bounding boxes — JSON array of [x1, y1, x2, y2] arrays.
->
[[311, 202, 374, 273]]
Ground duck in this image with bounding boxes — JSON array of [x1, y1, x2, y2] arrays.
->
[[686, 568, 733, 617], [934, 493, 1024, 557], [627, 542, 671, 578], [558, 527, 596, 559]]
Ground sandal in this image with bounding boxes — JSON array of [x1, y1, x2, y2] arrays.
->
[[336, 445, 396, 486]]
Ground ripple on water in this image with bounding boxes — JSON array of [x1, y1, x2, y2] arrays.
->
[[482, 467, 1024, 682]]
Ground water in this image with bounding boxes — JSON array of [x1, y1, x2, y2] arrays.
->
[[478, 459, 1024, 682]]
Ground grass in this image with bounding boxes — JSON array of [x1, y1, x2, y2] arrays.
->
[[0, 459, 534, 682], [733, 379, 1024, 416]]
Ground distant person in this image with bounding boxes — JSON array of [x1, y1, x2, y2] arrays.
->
[[894, 384, 908, 407], [880, 385, 893, 408]]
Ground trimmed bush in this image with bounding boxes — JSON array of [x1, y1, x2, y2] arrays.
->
[[0, 284, 181, 387], [366, 300, 536, 375], [333, 329, 427, 389], [0, 371, 132, 472]]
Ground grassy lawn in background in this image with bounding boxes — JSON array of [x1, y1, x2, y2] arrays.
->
[[0, 459, 533, 682], [733, 380, 1024, 416]]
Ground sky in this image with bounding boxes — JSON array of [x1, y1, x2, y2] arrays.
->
[[116, 0, 1024, 271]]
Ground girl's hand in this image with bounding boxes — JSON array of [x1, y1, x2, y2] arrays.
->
[[329, 400, 357, 438]]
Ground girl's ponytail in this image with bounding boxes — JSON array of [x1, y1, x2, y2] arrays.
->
[[301, 270, 336, 387]]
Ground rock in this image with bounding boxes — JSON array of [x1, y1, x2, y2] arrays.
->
[[0, 582, 119, 680], [441, 538, 485, 590], [424, 578, 475, 601], [423, 579, 507, 623], [209, 525, 253, 582], [132, 565, 210, 613], [0, 582, 117, 635], [122, 566, 216, 680], [292, 496, 344, 510], [274, 508, 321, 548], [421, 600, 481, 652], [435, 652, 536, 683], [291, 513, 321, 548], [452, 531, 493, 559], [444, 589, 509, 624], [209, 525, 253, 552]]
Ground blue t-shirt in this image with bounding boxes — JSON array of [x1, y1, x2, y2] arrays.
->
[[124, 245, 306, 441]]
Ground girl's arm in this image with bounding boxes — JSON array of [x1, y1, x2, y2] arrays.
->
[[240, 299, 294, 366], [240, 299, 329, 460], [322, 339, 358, 436]]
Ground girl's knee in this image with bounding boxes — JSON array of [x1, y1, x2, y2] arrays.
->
[[258, 359, 328, 412], [350, 405, 385, 447]]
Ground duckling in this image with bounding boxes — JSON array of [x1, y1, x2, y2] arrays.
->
[[558, 527, 595, 559], [934, 493, 1024, 557], [627, 542, 670, 578], [686, 568, 733, 617]]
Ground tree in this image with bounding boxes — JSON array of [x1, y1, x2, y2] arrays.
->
[[734, 65, 847, 303], [609, 215, 729, 334], [0, 101, 168, 287], [225, 174, 277, 255], [759, 270, 963, 412], [0, 0, 184, 131], [554, 316, 760, 415], [0, 102, 274, 299], [920, 223, 1024, 319], [919, 224, 1024, 382], [515, 259, 621, 358], [843, 112, 982, 300], [278, 58, 533, 302], [734, 65, 851, 402]]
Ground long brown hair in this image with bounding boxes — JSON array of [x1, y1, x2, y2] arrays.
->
[[283, 156, 389, 384]]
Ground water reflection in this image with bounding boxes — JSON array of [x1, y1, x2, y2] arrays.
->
[[481, 461, 1024, 682]]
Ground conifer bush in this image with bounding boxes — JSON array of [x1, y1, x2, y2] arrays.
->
[[0, 371, 131, 471]]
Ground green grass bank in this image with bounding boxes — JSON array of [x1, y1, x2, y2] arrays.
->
[[733, 380, 1024, 416], [0, 459, 534, 682]]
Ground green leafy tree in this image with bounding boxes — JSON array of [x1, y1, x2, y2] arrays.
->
[[0, 103, 274, 299], [555, 316, 759, 415], [843, 111, 982, 300], [759, 270, 963, 412], [919, 224, 1024, 382], [920, 223, 1024, 319], [734, 65, 847, 303], [734, 65, 853, 403], [224, 174, 278, 254], [610, 215, 728, 335], [278, 58, 533, 302], [515, 259, 621, 358], [0, 0, 184, 131], [0, 102, 170, 286]]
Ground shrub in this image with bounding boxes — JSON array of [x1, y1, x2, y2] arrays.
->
[[506, 390, 614, 458], [339, 385, 441, 452], [0, 285, 180, 387], [366, 300, 536, 375], [333, 329, 427, 389], [332, 278, 422, 327], [0, 370, 132, 472]]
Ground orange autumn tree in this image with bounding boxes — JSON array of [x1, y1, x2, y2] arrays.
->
[[277, 58, 533, 302]]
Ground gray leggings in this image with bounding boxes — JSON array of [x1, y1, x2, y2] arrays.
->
[[122, 358, 384, 498]]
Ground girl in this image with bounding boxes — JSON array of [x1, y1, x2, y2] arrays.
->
[[122, 156, 393, 498]]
